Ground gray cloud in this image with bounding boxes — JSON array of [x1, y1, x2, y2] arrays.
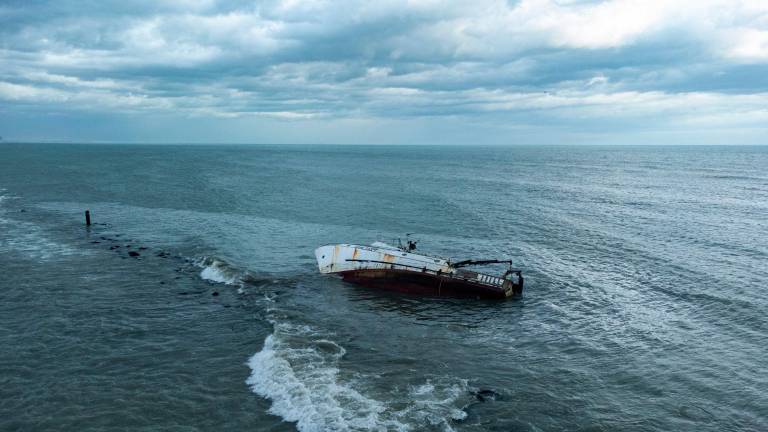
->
[[1, 0, 767, 143]]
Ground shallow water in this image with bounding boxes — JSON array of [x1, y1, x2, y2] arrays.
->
[[1, 143, 766, 431]]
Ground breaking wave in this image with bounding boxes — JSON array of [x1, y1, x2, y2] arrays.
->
[[246, 321, 406, 432], [246, 322, 471, 432], [197, 256, 241, 285], [195, 256, 278, 290]]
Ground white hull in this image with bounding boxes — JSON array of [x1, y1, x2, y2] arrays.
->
[[314, 242, 453, 275]]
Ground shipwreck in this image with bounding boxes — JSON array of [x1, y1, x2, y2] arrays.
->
[[314, 239, 523, 299]]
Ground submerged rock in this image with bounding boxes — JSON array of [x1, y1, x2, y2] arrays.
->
[[128, 251, 140, 257], [472, 389, 500, 402]]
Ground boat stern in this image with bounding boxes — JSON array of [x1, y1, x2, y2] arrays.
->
[[314, 245, 339, 274]]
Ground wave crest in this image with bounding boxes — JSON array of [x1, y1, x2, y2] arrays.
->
[[246, 322, 404, 432], [197, 256, 242, 285]]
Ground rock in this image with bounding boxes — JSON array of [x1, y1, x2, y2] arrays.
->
[[212, 291, 219, 296], [472, 389, 500, 402], [128, 251, 140, 257]]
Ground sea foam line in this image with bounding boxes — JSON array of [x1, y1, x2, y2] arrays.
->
[[245, 320, 471, 432], [246, 322, 405, 432], [0, 190, 80, 260]]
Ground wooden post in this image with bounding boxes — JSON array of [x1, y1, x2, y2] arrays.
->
[[85, 210, 91, 226]]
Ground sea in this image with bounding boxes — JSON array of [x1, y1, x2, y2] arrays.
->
[[0, 143, 766, 431]]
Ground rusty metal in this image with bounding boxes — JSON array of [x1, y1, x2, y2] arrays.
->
[[315, 242, 524, 299]]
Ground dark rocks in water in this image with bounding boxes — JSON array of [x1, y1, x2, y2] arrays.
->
[[472, 389, 500, 402], [128, 251, 140, 257], [139, 247, 148, 250], [159, 281, 165, 285], [212, 291, 219, 296]]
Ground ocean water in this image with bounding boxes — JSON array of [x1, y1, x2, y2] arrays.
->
[[0, 143, 766, 431]]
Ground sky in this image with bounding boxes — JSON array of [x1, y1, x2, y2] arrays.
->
[[1, 0, 767, 145]]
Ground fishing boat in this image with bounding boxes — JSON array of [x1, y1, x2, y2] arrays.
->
[[314, 239, 523, 299]]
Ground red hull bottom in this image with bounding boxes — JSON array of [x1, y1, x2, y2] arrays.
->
[[339, 269, 519, 299]]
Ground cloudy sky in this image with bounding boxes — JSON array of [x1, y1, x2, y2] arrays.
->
[[1, 0, 767, 144]]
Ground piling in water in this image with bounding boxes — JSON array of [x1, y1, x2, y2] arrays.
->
[[85, 210, 91, 226]]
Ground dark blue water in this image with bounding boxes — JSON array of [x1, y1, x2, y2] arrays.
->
[[1, 143, 766, 431]]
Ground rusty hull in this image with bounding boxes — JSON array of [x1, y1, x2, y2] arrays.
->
[[339, 268, 516, 299]]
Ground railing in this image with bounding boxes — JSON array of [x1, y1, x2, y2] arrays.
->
[[345, 259, 506, 287]]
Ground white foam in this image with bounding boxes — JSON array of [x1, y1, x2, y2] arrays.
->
[[401, 380, 469, 431], [197, 257, 240, 285], [246, 319, 471, 432], [247, 323, 407, 432], [199, 265, 238, 285]]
